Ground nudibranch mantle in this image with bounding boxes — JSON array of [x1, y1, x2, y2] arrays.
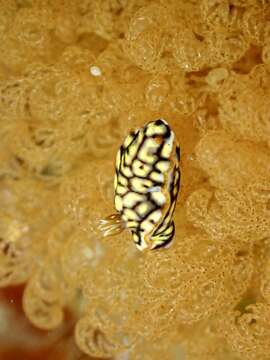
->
[[100, 119, 181, 251]]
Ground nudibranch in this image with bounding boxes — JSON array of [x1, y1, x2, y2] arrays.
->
[[99, 119, 181, 251]]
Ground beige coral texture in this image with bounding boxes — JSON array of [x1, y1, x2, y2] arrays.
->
[[0, 1, 270, 359]]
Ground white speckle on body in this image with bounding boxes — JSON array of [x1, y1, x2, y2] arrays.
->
[[147, 185, 161, 193]]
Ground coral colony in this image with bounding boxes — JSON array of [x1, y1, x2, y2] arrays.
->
[[0, 1, 270, 359]]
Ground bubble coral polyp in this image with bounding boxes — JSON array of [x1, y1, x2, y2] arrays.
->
[[0, 1, 270, 359]]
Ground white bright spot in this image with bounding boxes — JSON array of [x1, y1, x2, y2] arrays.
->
[[83, 247, 94, 260], [147, 186, 161, 193], [90, 66, 102, 76]]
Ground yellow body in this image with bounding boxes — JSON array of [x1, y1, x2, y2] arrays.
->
[[101, 119, 180, 251]]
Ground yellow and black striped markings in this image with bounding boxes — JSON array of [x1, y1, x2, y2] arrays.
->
[[114, 119, 181, 251]]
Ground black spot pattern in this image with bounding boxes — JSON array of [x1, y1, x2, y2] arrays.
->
[[114, 120, 181, 250]]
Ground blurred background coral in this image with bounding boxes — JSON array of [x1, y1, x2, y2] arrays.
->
[[0, 0, 270, 359]]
